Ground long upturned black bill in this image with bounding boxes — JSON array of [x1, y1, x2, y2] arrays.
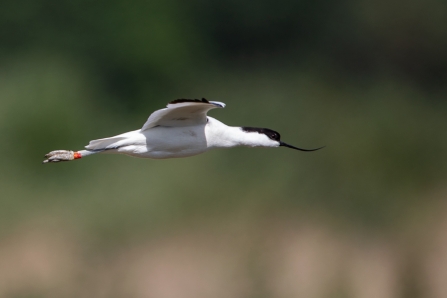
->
[[280, 142, 325, 152]]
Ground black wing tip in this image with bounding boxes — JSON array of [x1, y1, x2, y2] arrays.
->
[[169, 98, 210, 105], [212, 102, 225, 108]]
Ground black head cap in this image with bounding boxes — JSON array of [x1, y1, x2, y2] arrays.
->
[[241, 126, 324, 152], [241, 127, 281, 141]]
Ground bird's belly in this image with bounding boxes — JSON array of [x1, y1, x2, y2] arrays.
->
[[117, 145, 206, 159], [144, 148, 207, 159], [118, 126, 208, 159]]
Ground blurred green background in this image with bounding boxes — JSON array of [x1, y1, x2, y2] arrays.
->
[[1, 0, 447, 297]]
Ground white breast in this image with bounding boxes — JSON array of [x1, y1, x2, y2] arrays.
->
[[134, 125, 209, 159]]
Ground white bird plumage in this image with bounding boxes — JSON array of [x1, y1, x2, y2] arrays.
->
[[43, 98, 323, 163]]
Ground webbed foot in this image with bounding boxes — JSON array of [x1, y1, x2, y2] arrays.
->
[[42, 150, 75, 164]]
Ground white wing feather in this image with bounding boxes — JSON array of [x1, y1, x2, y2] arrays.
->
[[141, 99, 225, 131]]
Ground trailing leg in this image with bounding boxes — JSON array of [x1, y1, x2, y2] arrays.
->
[[42, 149, 98, 164]]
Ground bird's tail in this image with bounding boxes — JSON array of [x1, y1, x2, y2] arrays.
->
[[42, 136, 125, 164], [43, 130, 138, 163], [84, 136, 127, 151]]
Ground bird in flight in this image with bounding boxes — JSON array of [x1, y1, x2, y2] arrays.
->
[[43, 99, 323, 163]]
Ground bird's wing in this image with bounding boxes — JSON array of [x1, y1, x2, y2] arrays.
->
[[141, 98, 225, 131]]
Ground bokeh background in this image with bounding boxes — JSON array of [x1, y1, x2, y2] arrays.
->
[[1, 0, 447, 297]]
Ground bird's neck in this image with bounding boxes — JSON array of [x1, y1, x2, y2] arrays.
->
[[205, 118, 265, 148]]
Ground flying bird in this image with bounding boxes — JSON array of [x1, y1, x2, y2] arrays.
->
[[43, 99, 323, 163]]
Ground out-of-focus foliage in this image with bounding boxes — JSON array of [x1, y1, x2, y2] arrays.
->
[[1, 0, 447, 297]]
